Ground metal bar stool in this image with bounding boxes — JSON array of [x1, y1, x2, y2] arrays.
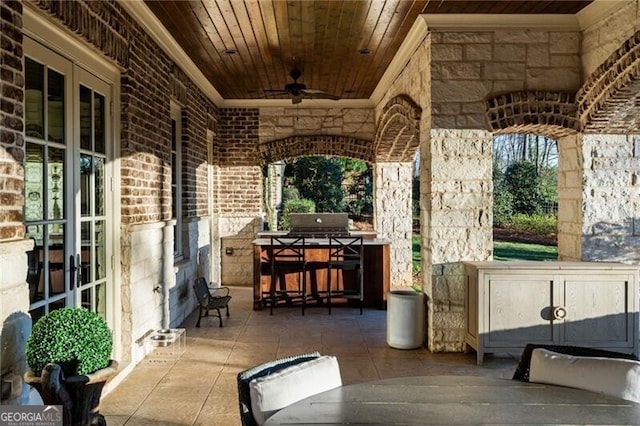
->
[[326, 236, 364, 314], [268, 236, 307, 315]]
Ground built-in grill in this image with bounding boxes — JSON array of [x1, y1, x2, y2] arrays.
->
[[288, 213, 350, 238]]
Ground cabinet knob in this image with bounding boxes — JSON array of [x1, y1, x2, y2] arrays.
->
[[554, 306, 567, 320]]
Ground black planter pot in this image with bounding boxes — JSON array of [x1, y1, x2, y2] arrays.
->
[[24, 360, 118, 426]]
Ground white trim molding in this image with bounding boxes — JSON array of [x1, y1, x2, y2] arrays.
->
[[422, 14, 580, 31], [577, 0, 633, 30], [119, 0, 224, 105], [370, 15, 429, 106]]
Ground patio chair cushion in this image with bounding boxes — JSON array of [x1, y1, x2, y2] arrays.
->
[[529, 348, 640, 403], [249, 355, 342, 425]]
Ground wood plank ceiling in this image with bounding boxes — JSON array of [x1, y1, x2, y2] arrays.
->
[[144, 0, 593, 102]]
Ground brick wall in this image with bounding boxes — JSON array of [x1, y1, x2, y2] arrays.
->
[[17, 0, 221, 364], [0, 0, 25, 242], [217, 108, 262, 213]]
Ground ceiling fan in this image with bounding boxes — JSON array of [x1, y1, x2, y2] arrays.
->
[[264, 68, 341, 104]]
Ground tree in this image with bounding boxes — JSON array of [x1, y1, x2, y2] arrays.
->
[[288, 156, 345, 212], [341, 159, 372, 218], [504, 161, 543, 215], [493, 134, 558, 173]]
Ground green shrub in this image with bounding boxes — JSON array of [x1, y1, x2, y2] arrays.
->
[[504, 161, 543, 215], [26, 307, 112, 377], [493, 186, 514, 226], [279, 198, 315, 230], [507, 214, 557, 235]]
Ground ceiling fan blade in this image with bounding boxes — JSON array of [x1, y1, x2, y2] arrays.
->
[[263, 89, 290, 95], [300, 89, 341, 100]]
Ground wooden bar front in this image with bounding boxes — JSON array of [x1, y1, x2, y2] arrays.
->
[[252, 237, 390, 311]]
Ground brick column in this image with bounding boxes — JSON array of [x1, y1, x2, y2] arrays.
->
[[422, 129, 493, 352], [374, 162, 414, 288], [0, 0, 32, 404]]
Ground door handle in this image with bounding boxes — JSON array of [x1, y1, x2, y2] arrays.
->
[[553, 306, 567, 320], [69, 254, 82, 289]]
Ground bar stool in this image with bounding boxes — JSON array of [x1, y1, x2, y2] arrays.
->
[[326, 236, 364, 314], [267, 236, 307, 315]]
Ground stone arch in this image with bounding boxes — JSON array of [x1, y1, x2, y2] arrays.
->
[[578, 30, 640, 133], [485, 91, 580, 139], [374, 95, 421, 162], [258, 134, 374, 164]]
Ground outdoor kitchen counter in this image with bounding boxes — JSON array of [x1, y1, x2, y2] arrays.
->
[[252, 235, 390, 310]]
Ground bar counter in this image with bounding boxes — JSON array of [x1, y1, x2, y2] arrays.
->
[[252, 232, 390, 311]]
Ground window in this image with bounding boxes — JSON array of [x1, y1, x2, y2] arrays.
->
[[171, 102, 183, 257]]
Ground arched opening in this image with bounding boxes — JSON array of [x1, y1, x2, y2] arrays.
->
[[492, 133, 558, 261], [263, 155, 373, 232]]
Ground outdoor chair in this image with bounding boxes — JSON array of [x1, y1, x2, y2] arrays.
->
[[237, 352, 341, 426], [512, 343, 638, 382], [267, 236, 307, 315], [326, 236, 363, 314], [192, 277, 231, 327], [237, 352, 320, 426]]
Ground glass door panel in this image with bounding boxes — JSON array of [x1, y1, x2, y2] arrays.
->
[[23, 47, 72, 321], [76, 81, 109, 318], [24, 38, 113, 328]]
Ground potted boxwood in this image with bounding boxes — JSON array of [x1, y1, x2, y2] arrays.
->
[[24, 307, 118, 426]]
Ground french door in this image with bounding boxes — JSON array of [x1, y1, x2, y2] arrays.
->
[[23, 38, 113, 326]]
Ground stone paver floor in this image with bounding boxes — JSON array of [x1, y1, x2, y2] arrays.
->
[[101, 286, 518, 425]]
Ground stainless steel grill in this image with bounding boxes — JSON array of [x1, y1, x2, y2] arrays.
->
[[288, 213, 349, 237]]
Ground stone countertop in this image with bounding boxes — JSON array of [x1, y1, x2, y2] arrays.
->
[[252, 234, 390, 246]]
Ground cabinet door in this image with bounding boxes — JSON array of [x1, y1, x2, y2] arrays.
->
[[562, 274, 634, 347], [486, 275, 556, 347]]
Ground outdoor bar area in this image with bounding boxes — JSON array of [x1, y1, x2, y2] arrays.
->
[[252, 213, 390, 311]]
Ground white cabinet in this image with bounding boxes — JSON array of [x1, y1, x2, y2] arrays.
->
[[464, 261, 639, 365]]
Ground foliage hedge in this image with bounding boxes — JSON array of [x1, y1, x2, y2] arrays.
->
[[505, 213, 557, 235], [279, 198, 315, 230], [26, 307, 112, 377]]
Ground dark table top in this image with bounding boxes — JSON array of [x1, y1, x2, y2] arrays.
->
[[265, 375, 640, 425]]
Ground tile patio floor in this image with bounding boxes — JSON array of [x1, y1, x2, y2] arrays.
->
[[101, 286, 518, 425]]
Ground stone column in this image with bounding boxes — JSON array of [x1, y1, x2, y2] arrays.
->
[[557, 134, 583, 261], [0, 239, 33, 404], [374, 162, 414, 288], [422, 129, 493, 352], [579, 134, 640, 264]]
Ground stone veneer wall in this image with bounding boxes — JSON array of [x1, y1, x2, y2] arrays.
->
[[431, 29, 582, 128], [372, 30, 431, 292], [581, 0, 640, 77], [557, 134, 584, 261], [425, 28, 581, 351], [580, 134, 640, 264], [259, 107, 376, 142], [373, 163, 414, 287], [424, 129, 493, 351]]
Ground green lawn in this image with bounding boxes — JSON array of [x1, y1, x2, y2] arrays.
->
[[493, 240, 557, 261], [412, 235, 557, 269]]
